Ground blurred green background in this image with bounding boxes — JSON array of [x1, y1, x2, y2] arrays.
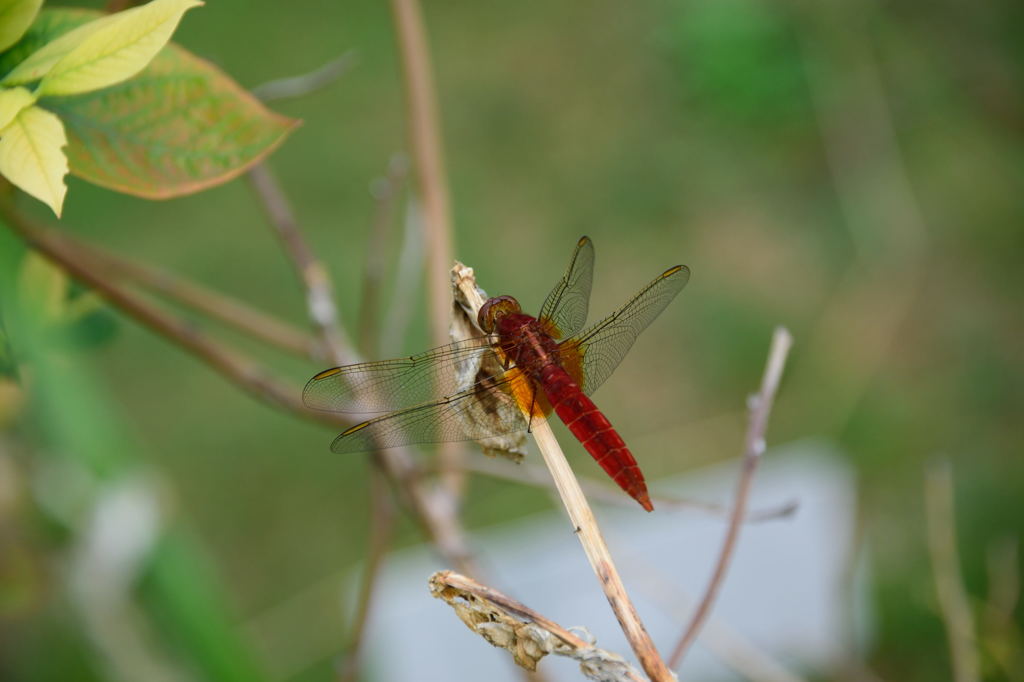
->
[[1, 0, 1022, 680]]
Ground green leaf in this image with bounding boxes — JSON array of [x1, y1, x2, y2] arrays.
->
[[48, 40, 298, 199], [3, 8, 297, 199], [0, 10, 119, 87], [0, 85, 35, 129], [0, 104, 67, 216], [37, 0, 203, 97], [0, 0, 43, 53], [0, 10, 91, 81]]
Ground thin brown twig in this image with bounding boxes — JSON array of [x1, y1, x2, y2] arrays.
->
[[336, 466, 397, 682], [388, 0, 454, 349], [246, 153, 478, 580], [925, 460, 981, 682], [252, 51, 358, 103], [668, 326, 793, 668], [246, 162, 356, 366], [0, 203, 478, 578], [50, 228, 319, 359], [621, 558, 809, 682], [460, 455, 798, 522], [388, 0, 464, 501], [1, 203, 321, 419]]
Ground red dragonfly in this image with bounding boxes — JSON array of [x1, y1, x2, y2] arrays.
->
[[303, 237, 689, 511]]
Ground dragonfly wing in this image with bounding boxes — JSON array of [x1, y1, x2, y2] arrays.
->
[[538, 236, 595, 339], [330, 375, 531, 453], [303, 336, 497, 413], [566, 264, 690, 396]]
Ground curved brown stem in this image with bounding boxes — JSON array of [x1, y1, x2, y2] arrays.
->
[[52, 229, 319, 359], [668, 327, 793, 669]]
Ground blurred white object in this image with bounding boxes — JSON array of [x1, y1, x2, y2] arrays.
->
[[364, 442, 862, 681]]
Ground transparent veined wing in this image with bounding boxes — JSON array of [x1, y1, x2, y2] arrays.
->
[[564, 264, 690, 396], [303, 336, 501, 413], [329, 371, 533, 453], [537, 235, 595, 339]]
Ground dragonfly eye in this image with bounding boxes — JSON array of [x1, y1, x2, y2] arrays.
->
[[478, 295, 521, 332]]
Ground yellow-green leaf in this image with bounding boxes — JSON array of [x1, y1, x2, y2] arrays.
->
[[0, 86, 35, 130], [0, 0, 43, 52], [36, 0, 202, 97], [0, 11, 118, 87], [0, 104, 67, 216]]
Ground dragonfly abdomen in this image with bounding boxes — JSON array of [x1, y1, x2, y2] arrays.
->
[[537, 363, 653, 511]]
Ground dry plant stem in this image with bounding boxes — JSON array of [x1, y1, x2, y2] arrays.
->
[[337, 466, 396, 682], [389, 0, 464, 500], [433, 571, 647, 682], [925, 460, 980, 682], [50, 228, 318, 359], [247, 162, 356, 366], [622, 559, 809, 682], [669, 326, 793, 669], [530, 417, 674, 682], [1, 205, 316, 417], [245, 149, 477, 585], [439, 571, 595, 650], [246, 159, 477, 575], [1, 205, 477, 577], [388, 0, 454, 349], [252, 51, 357, 102], [461, 456, 797, 522], [246, 157, 475, 570], [372, 448, 477, 575]]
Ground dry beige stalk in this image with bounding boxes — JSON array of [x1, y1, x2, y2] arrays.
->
[[450, 262, 528, 460], [448, 261, 674, 681], [430, 571, 646, 682]]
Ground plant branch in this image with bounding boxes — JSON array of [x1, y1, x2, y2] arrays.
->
[[622, 559, 810, 682], [669, 326, 793, 668], [246, 156, 477, 579], [49, 227, 319, 359], [246, 162, 356, 366], [252, 51, 358, 102], [460, 455, 798, 522], [0, 203, 478, 579], [1, 203, 319, 419], [430, 571, 646, 682], [530, 418, 673, 681], [925, 460, 981, 682], [450, 262, 667, 678], [389, 0, 463, 499], [388, 0, 453, 349]]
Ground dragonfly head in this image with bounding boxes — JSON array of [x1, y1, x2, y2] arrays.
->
[[478, 295, 522, 333]]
